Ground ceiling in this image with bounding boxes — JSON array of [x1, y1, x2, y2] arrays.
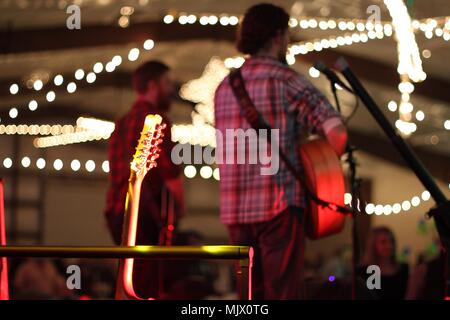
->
[[0, 0, 448, 179]]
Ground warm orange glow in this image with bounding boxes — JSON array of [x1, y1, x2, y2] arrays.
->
[[0, 180, 9, 300]]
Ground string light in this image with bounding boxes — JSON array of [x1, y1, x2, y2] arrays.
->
[[71, 159, 81, 172], [67, 82, 77, 93], [85, 160, 96, 172], [3, 158, 12, 169], [53, 159, 63, 171], [86, 72, 96, 83], [21, 156, 31, 168], [9, 108, 18, 119], [5, 38, 155, 122], [33, 80, 43, 91], [102, 160, 110, 173], [46, 91, 56, 102], [28, 100, 38, 111], [184, 165, 196, 178], [93, 62, 103, 73], [345, 190, 435, 215], [199, 166, 213, 179], [0, 124, 76, 136], [54, 75, 64, 86], [36, 158, 46, 169], [128, 48, 140, 61], [9, 84, 19, 95], [74, 69, 85, 80]]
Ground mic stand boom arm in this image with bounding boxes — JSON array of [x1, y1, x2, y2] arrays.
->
[[334, 57, 450, 299]]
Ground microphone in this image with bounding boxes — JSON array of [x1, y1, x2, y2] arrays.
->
[[313, 61, 353, 93]]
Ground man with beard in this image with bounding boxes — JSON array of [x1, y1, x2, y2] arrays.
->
[[214, 4, 348, 299], [105, 60, 184, 298]]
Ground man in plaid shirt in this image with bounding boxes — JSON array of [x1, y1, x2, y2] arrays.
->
[[214, 4, 348, 299], [105, 61, 184, 298]]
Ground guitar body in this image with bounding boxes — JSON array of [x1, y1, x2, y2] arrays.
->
[[298, 138, 346, 239]]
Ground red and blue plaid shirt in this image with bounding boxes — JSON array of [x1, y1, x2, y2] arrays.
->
[[104, 100, 181, 243], [214, 56, 340, 225]]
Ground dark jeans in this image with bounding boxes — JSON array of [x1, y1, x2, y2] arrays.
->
[[228, 207, 305, 300]]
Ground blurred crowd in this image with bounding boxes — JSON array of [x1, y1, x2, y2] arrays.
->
[[6, 227, 445, 300]]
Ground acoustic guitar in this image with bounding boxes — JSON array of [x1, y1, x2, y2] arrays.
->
[[115, 114, 166, 300], [298, 138, 346, 239]]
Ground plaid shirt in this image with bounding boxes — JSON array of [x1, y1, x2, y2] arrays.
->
[[104, 100, 181, 243], [214, 56, 340, 225]]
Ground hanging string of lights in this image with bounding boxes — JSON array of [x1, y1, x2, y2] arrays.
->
[[5, 39, 155, 121], [344, 190, 437, 215]]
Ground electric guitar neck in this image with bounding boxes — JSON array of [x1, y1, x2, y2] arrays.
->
[[115, 114, 166, 300]]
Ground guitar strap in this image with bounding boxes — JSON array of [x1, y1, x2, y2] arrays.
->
[[228, 68, 350, 214]]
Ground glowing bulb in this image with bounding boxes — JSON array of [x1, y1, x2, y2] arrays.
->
[[71, 159, 81, 171], [208, 15, 218, 25], [112, 55, 122, 67], [444, 120, 450, 130], [143, 39, 154, 50], [28, 100, 38, 111], [54, 75, 64, 86], [229, 16, 239, 25], [200, 166, 213, 179], [309, 67, 320, 78], [46, 91, 56, 102], [33, 80, 43, 91], [415, 110, 425, 121], [375, 204, 384, 215], [392, 203, 401, 214], [213, 168, 220, 180], [105, 62, 115, 72], [421, 191, 431, 201], [184, 165, 196, 178], [388, 101, 397, 112], [36, 158, 46, 169], [163, 14, 174, 24], [21, 156, 31, 168], [383, 205, 392, 215], [9, 108, 18, 119], [86, 72, 96, 83], [3, 157, 12, 168], [85, 160, 96, 172], [93, 62, 103, 73], [102, 160, 110, 173], [75, 69, 85, 80], [411, 196, 420, 207], [9, 83, 19, 94], [401, 200, 411, 211], [67, 82, 77, 93], [53, 159, 63, 171], [128, 48, 140, 61]]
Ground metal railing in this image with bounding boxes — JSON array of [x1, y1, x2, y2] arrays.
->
[[0, 245, 253, 300]]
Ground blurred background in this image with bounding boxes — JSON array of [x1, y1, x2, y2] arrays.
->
[[0, 0, 449, 299]]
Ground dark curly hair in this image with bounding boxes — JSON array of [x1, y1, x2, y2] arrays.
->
[[237, 3, 290, 55]]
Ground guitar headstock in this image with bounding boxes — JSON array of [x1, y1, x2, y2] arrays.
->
[[130, 114, 166, 179]]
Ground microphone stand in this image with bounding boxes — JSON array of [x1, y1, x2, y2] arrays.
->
[[329, 79, 361, 300], [334, 57, 450, 300]]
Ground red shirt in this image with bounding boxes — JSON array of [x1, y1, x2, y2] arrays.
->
[[104, 100, 181, 243]]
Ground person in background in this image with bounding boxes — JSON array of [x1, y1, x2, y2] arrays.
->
[[104, 60, 185, 298], [358, 226, 409, 300]]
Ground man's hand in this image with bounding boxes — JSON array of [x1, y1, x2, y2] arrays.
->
[[322, 117, 348, 157]]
